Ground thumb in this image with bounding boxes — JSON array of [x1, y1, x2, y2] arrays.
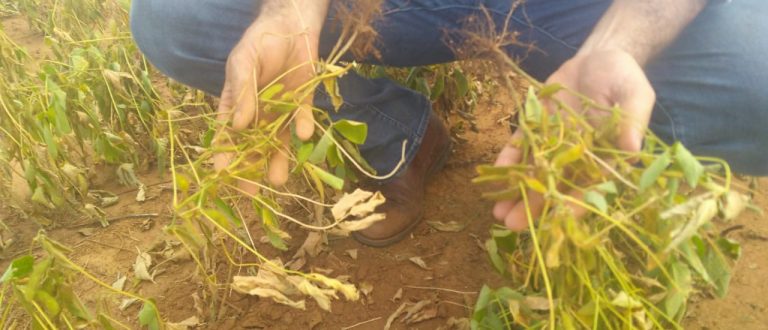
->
[[616, 80, 656, 153]]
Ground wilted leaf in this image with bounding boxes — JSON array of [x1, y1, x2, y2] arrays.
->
[[336, 213, 386, 233], [136, 184, 146, 202], [666, 199, 719, 252], [524, 296, 554, 311], [403, 300, 433, 323], [77, 228, 96, 237], [409, 256, 431, 270], [391, 288, 403, 302], [384, 303, 408, 330], [722, 191, 750, 220], [112, 274, 127, 291], [119, 298, 138, 311], [332, 189, 386, 221], [427, 220, 468, 232], [167, 316, 200, 330], [611, 291, 643, 309], [133, 249, 155, 282]]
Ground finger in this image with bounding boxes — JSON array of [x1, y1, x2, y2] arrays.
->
[[495, 129, 524, 166], [228, 54, 258, 131], [505, 189, 546, 231], [237, 154, 261, 196], [617, 81, 655, 153], [267, 128, 291, 186], [295, 103, 315, 141], [214, 82, 236, 172], [493, 200, 515, 221]]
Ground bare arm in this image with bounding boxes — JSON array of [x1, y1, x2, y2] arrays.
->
[[579, 0, 707, 65]]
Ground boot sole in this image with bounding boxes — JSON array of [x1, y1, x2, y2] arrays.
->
[[352, 138, 453, 248]]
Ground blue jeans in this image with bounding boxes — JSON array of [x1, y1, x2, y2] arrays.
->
[[130, 0, 768, 176]]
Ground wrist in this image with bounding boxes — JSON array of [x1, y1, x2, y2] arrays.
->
[[260, 0, 331, 30]]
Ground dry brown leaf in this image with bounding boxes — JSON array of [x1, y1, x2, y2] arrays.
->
[[77, 228, 96, 237], [167, 316, 200, 330], [391, 288, 403, 302], [405, 304, 438, 324], [438, 317, 471, 330], [300, 232, 326, 258], [119, 298, 138, 311], [347, 192, 386, 218], [292, 278, 335, 311], [384, 303, 408, 330], [331, 189, 375, 220], [409, 256, 431, 270], [136, 184, 147, 202], [337, 213, 386, 232], [133, 249, 155, 282], [403, 300, 433, 323], [722, 191, 750, 220], [111, 274, 127, 291], [427, 220, 468, 232], [359, 282, 374, 296], [231, 283, 306, 310], [523, 296, 555, 311]]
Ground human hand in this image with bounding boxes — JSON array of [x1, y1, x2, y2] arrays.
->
[[213, 6, 327, 194], [493, 49, 656, 230]]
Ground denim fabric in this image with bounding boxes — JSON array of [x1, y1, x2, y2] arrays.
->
[[131, 0, 768, 176]]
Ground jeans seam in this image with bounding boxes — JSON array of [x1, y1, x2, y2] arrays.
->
[[654, 98, 684, 146]]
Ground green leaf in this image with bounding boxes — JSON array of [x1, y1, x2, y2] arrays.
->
[[308, 131, 333, 164], [538, 83, 563, 98], [1, 255, 35, 283], [138, 301, 161, 330], [35, 290, 62, 316], [674, 143, 704, 188], [639, 151, 672, 191], [679, 240, 711, 284], [584, 191, 608, 213], [454, 69, 470, 99], [594, 181, 618, 195], [214, 198, 243, 227], [306, 164, 344, 190], [717, 237, 742, 259], [485, 239, 505, 274], [552, 144, 584, 169], [430, 73, 445, 101], [259, 83, 284, 101], [665, 261, 692, 320], [702, 243, 733, 298], [322, 78, 343, 110], [295, 142, 314, 168], [333, 120, 368, 145], [524, 87, 543, 124]]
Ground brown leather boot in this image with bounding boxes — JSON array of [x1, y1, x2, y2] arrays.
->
[[352, 112, 452, 247]]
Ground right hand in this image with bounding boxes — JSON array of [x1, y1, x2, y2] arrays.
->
[[493, 49, 656, 231], [213, 13, 322, 194]]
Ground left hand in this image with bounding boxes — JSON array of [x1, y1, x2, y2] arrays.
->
[[493, 49, 656, 230]]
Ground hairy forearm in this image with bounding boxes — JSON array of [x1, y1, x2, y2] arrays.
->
[[579, 0, 707, 65], [260, 0, 331, 28]]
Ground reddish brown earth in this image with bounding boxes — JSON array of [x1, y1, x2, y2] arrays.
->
[[2, 16, 767, 330]]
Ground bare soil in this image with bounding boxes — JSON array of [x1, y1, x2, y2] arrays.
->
[[2, 16, 767, 330]]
